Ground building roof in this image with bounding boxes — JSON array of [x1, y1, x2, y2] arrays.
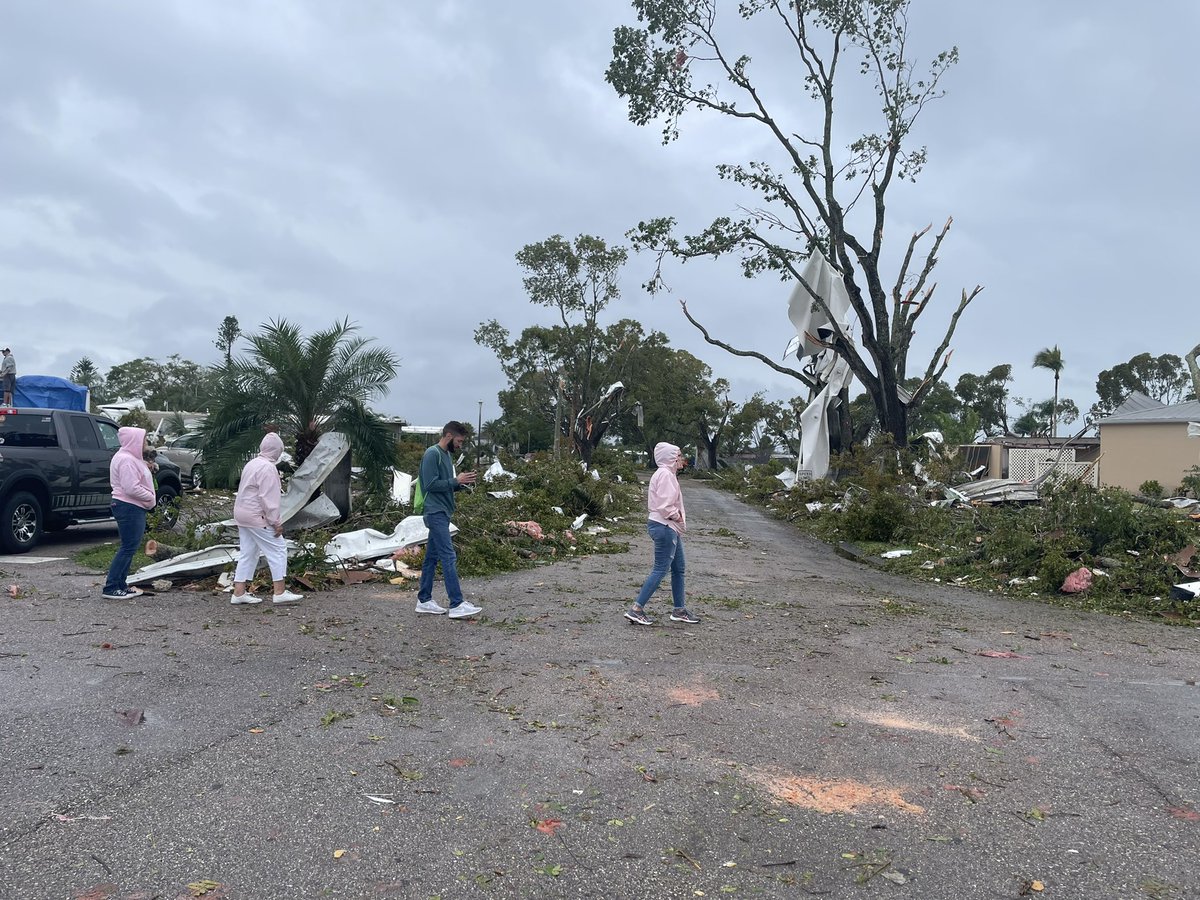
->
[[1110, 390, 1163, 417], [962, 435, 1099, 448], [1099, 398, 1200, 425]]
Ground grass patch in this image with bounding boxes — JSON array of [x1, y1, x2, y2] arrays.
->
[[75, 543, 152, 572]]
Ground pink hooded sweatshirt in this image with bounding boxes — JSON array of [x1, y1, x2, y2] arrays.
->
[[234, 433, 285, 529], [647, 441, 685, 534], [110, 426, 156, 510]]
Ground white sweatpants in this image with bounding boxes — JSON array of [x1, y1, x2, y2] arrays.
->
[[234, 525, 287, 583]]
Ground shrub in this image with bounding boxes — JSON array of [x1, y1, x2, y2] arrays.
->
[[117, 408, 154, 431], [1138, 479, 1164, 499], [1178, 466, 1200, 498], [841, 490, 913, 543]]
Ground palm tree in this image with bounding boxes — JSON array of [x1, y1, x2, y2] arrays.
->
[[1032, 345, 1065, 438], [202, 319, 400, 492]]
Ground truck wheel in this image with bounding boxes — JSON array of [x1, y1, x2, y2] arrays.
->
[[1, 491, 44, 553], [155, 485, 180, 530]]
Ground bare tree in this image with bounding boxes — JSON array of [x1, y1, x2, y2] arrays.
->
[[607, 0, 982, 447]]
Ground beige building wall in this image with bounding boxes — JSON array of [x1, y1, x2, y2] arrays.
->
[[1099, 422, 1200, 493]]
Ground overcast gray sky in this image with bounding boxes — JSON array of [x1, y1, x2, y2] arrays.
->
[[2, 1, 1195, 430]]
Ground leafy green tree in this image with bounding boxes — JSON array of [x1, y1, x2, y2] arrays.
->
[[607, 0, 982, 451], [725, 393, 796, 464], [905, 379, 963, 437], [1093, 352, 1191, 418], [1032, 346, 1065, 437], [954, 365, 1012, 437], [621, 336, 730, 466], [104, 355, 217, 411], [1012, 397, 1078, 437], [117, 408, 153, 431], [752, 396, 806, 460], [478, 235, 632, 464], [926, 408, 981, 447], [201, 319, 400, 492], [70, 356, 105, 404], [214, 315, 242, 366], [492, 374, 557, 454]]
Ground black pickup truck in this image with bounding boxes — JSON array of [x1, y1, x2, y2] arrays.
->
[[0, 408, 182, 553]]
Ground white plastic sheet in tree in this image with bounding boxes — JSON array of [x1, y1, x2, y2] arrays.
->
[[787, 250, 857, 481]]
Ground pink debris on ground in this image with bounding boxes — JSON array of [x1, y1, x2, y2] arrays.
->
[[1060, 566, 1093, 594], [505, 520, 545, 540]]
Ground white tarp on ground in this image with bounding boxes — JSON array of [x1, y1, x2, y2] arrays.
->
[[786, 250, 857, 481], [324, 516, 458, 563], [127, 544, 286, 585], [133, 515, 460, 580]]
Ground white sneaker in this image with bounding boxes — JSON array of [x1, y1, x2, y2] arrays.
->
[[231, 594, 262, 605], [415, 599, 447, 615], [447, 601, 482, 619], [272, 590, 304, 604]]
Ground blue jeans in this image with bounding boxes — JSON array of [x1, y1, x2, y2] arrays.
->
[[104, 500, 147, 594], [634, 521, 685, 609], [419, 511, 464, 607]]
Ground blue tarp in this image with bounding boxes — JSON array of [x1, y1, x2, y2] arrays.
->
[[13, 376, 89, 411]]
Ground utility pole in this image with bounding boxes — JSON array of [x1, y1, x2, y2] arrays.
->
[[476, 400, 483, 469]]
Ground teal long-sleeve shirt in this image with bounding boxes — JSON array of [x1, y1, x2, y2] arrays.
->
[[419, 443, 464, 516]]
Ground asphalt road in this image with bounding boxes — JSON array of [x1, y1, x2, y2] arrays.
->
[[1, 482, 1198, 899]]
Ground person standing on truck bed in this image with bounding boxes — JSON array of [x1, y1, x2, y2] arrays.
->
[[1, 348, 15, 407], [102, 426, 155, 600]]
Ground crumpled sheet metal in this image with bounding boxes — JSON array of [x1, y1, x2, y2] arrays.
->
[[189, 434, 353, 542], [324, 516, 459, 563], [286, 494, 342, 531], [953, 478, 1041, 504], [127, 541, 298, 585], [280, 432, 351, 526]]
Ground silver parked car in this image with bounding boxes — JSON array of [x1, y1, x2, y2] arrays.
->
[[161, 432, 206, 488]]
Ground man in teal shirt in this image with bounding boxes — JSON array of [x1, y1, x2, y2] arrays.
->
[[416, 421, 481, 618]]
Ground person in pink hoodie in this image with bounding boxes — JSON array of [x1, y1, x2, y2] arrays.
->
[[625, 441, 700, 626], [102, 426, 157, 599], [230, 432, 303, 605]]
